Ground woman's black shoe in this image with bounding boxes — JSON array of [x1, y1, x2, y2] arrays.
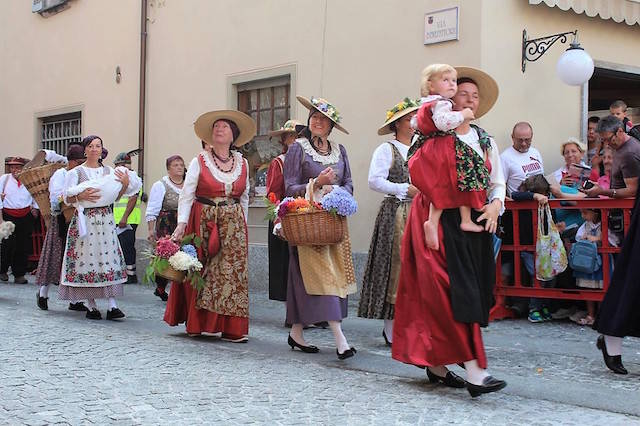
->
[[596, 335, 628, 374], [68, 302, 89, 312], [86, 309, 102, 320], [154, 288, 168, 301], [288, 335, 319, 353], [106, 308, 125, 320], [336, 347, 357, 360], [382, 330, 392, 347], [465, 376, 507, 398], [37, 293, 48, 311], [426, 368, 466, 388]]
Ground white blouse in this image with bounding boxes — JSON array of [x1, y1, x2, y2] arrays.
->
[[456, 128, 506, 207], [48, 168, 67, 205], [63, 165, 142, 203], [178, 151, 250, 224], [367, 140, 410, 199], [146, 176, 183, 222]]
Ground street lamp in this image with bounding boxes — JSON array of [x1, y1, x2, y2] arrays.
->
[[522, 29, 594, 86]]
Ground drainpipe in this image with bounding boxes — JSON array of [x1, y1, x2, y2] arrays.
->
[[138, 0, 148, 179]]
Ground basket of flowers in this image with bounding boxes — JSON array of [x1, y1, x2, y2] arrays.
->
[[143, 234, 205, 290], [267, 187, 357, 246]]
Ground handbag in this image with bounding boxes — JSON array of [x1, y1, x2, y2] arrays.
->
[[569, 240, 601, 274], [535, 204, 568, 281]]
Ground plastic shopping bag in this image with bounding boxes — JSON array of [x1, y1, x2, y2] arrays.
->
[[535, 204, 568, 280]]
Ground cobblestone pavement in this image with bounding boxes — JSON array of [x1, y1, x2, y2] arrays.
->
[[2, 278, 640, 425]]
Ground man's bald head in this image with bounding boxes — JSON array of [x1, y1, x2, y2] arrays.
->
[[511, 122, 533, 153]]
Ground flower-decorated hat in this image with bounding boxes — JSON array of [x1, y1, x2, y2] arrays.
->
[[454, 66, 499, 119], [269, 119, 305, 137], [378, 98, 420, 136], [297, 96, 349, 134], [194, 110, 257, 147]]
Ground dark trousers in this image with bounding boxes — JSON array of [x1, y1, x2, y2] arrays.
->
[[1, 212, 34, 277], [117, 224, 138, 268]]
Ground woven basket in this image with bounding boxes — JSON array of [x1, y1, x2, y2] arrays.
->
[[16, 162, 64, 228], [156, 264, 186, 283], [281, 209, 346, 246]]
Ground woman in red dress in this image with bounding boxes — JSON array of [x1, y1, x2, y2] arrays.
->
[[164, 110, 256, 342], [392, 67, 507, 397]]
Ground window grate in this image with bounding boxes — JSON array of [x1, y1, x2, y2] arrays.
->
[[40, 113, 82, 155]]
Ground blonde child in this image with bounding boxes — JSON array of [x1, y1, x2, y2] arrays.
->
[[412, 64, 488, 250], [573, 208, 603, 326]]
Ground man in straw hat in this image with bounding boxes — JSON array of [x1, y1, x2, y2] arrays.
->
[[0, 156, 38, 284], [393, 66, 508, 397]]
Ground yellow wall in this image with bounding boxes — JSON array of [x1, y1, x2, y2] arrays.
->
[[2, 0, 640, 252]]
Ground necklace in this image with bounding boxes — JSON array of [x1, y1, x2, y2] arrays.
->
[[212, 149, 232, 163], [213, 153, 235, 173], [312, 137, 331, 155], [168, 176, 184, 186]]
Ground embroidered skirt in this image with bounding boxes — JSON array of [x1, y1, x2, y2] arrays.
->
[[58, 206, 126, 300]]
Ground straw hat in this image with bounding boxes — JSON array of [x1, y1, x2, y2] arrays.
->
[[378, 98, 420, 136], [269, 119, 305, 137], [194, 110, 257, 147], [454, 66, 499, 119], [560, 137, 587, 155], [296, 96, 349, 134]]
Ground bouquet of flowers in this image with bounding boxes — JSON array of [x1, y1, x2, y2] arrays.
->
[[0, 221, 15, 240], [143, 234, 205, 291]]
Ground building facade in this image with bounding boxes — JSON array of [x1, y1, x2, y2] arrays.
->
[[1, 0, 639, 253]]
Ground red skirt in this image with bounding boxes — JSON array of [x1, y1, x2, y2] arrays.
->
[[164, 280, 248, 336], [391, 192, 488, 368], [409, 134, 486, 210]]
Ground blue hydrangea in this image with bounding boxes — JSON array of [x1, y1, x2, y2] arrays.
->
[[181, 244, 198, 258], [320, 187, 357, 216]]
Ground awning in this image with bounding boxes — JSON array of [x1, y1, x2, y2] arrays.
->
[[529, 0, 640, 26]]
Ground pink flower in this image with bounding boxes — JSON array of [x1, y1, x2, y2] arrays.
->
[[155, 238, 180, 259]]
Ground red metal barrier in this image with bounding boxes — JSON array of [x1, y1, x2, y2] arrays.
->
[[29, 213, 46, 264], [490, 197, 635, 321]]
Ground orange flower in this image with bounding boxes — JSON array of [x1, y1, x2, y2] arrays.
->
[[268, 192, 277, 204]]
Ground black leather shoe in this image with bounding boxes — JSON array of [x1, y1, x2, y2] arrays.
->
[[426, 368, 466, 388], [597, 335, 628, 374], [86, 309, 102, 320], [37, 293, 48, 311], [106, 308, 125, 320], [126, 275, 138, 284], [154, 288, 168, 301], [0, 272, 8, 282], [336, 347, 357, 360], [288, 335, 319, 353], [465, 376, 507, 398], [382, 330, 392, 347], [68, 302, 89, 312]]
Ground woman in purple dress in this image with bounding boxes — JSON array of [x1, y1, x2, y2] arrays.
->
[[283, 96, 358, 360]]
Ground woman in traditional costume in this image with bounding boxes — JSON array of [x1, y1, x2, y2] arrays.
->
[[60, 135, 141, 320], [392, 68, 507, 397], [146, 155, 185, 301], [164, 110, 255, 343], [357, 98, 419, 346], [283, 96, 358, 359]]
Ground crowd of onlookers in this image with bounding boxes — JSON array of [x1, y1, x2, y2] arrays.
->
[[499, 100, 640, 324]]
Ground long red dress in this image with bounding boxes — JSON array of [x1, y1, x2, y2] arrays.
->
[[163, 154, 249, 336], [414, 100, 487, 210], [392, 130, 495, 369]]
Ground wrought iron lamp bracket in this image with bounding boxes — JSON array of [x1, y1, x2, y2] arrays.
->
[[522, 29, 578, 73]]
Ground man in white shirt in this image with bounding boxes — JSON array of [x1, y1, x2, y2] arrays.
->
[[500, 122, 544, 196], [0, 156, 38, 284]]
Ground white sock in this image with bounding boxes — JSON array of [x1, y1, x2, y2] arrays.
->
[[329, 320, 350, 353], [108, 297, 118, 310], [383, 319, 393, 343], [39, 285, 49, 298], [464, 359, 489, 385], [290, 324, 306, 345], [604, 335, 623, 356], [87, 299, 97, 310]]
